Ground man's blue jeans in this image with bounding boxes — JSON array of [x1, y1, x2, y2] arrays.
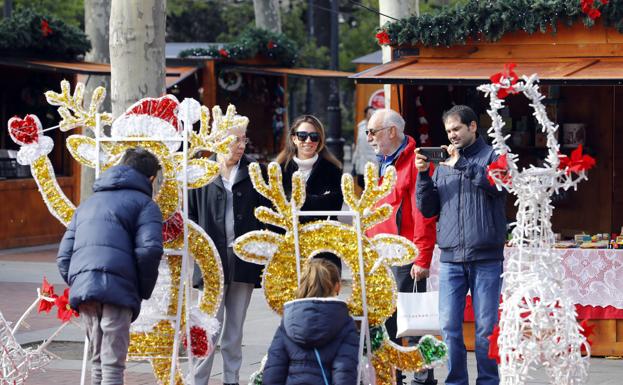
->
[[439, 259, 503, 385]]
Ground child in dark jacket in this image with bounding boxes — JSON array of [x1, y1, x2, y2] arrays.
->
[[57, 148, 163, 385], [263, 257, 359, 385]]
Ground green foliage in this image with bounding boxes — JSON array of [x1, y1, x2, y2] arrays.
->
[[10, 0, 85, 28], [179, 27, 298, 66], [338, 0, 378, 72], [216, 2, 255, 41], [282, 1, 329, 69], [0, 7, 91, 59], [380, 0, 623, 48], [166, 0, 228, 42]]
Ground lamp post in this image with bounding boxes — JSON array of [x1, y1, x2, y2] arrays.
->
[[325, 0, 344, 161]]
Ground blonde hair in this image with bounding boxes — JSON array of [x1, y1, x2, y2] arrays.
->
[[296, 258, 341, 299]]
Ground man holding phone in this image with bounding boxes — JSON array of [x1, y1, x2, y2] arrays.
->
[[415, 105, 507, 385], [366, 108, 437, 385]]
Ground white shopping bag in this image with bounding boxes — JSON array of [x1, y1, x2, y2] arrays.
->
[[396, 282, 440, 337]]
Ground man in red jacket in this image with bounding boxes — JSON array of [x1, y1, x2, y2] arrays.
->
[[366, 108, 437, 385]]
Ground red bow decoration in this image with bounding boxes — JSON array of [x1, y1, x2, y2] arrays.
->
[[55, 288, 79, 322], [182, 325, 211, 357], [487, 325, 501, 364], [487, 154, 512, 186], [375, 30, 391, 45], [267, 40, 277, 50], [219, 48, 230, 58], [8, 114, 41, 145], [38, 276, 58, 313], [558, 144, 596, 174], [490, 63, 519, 99], [579, 319, 596, 353], [40, 19, 53, 37]]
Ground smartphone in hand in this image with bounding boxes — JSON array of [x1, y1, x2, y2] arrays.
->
[[419, 147, 449, 163]]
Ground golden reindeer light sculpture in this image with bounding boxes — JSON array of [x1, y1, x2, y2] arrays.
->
[[5, 80, 246, 385], [234, 162, 448, 385]]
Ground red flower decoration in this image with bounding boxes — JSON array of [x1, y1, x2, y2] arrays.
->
[[581, 0, 607, 20], [219, 48, 230, 58], [41, 19, 53, 37], [55, 288, 79, 322], [375, 30, 391, 45], [490, 63, 519, 99], [579, 319, 596, 353], [557, 144, 596, 174], [162, 211, 184, 243], [8, 114, 41, 145], [267, 40, 277, 49], [487, 325, 501, 364], [487, 154, 512, 186], [38, 276, 58, 313], [182, 325, 211, 357]]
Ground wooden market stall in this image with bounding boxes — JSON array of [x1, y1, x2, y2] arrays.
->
[[0, 58, 200, 249], [352, 21, 623, 356], [166, 43, 354, 162]]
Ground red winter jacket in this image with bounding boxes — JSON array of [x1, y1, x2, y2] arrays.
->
[[366, 136, 437, 268]]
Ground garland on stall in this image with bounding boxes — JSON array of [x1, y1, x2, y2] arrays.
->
[[0, 8, 91, 59], [179, 27, 298, 66], [376, 0, 620, 48]]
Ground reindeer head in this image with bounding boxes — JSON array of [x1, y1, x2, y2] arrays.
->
[[43, 81, 239, 239], [233, 161, 419, 326]]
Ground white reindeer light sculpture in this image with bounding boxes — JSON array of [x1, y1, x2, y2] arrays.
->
[[479, 69, 595, 385]]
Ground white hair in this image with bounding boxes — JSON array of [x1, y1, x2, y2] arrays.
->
[[371, 108, 405, 134]]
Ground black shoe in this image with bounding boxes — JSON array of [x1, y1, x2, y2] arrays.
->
[[411, 380, 438, 385]]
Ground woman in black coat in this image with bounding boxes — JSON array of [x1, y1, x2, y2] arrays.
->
[[276, 115, 343, 270], [276, 115, 343, 221]]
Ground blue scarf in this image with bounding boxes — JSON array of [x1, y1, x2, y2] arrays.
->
[[376, 136, 408, 176]]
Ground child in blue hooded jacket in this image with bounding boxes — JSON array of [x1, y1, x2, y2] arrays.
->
[[263, 256, 359, 385]]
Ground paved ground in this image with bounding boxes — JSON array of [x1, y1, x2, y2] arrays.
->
[[1, 244, 621, 384]]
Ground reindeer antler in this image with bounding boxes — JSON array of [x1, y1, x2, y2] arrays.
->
[[189, 104, 240, 158], [44, 80, 112, 133], [248, 162, 305, 232], [342, 162, 396, 231]]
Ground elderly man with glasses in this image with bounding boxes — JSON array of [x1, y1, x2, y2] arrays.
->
[[365, 108, 438, 385]]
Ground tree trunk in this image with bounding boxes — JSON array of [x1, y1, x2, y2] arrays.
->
[[81, 0, 111, 202], [378, 0, 418, 108], [253, 0, 281, 33], [109, 0, 166, 118]]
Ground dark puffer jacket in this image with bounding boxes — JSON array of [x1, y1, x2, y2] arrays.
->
[[57, 165, 163, 321], [263, 298, 359, 385]]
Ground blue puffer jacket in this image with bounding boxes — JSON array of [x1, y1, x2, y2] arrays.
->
[[57, 165, 163, 321], [416, 136, 507, 262], [263, 298, 359, 385]]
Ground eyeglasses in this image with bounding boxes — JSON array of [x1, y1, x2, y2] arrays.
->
[[295, 131, 320, 142], [365, 126, 391, 137], [232, 137, 250, 145]]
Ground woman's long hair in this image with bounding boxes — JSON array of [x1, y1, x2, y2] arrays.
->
[[296, 257, 341, 299], [275, 115, 342, 169]]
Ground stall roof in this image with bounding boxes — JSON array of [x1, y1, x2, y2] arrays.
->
[[352, 50, 382, 65], [227, 65, 355, 79], [0, 58, 200, 88], [351, 57, 623, 85]]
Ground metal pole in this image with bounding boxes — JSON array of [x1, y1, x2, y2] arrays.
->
[[326, 0, 344, 161]]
